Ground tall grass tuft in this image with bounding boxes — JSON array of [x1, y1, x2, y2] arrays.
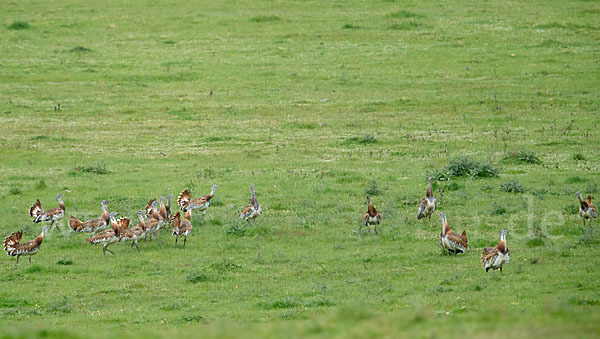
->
[[503, 150, 541, 164], [431, 156, 498, 180], [8, 21, 31, 30], [366, 180, 382, 196], [500, 181, 526, 193]]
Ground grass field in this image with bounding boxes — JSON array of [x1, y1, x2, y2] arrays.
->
[[1, 0, 599, 337]]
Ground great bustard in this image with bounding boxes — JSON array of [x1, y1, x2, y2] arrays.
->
[[177, 185, 219, 214], [30, 194, 65, 230]]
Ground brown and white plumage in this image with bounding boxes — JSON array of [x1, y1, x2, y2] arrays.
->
[[145, 199, 156, 218], [86, 212, 122, 256], [4, 226, 50, 264], [165, 193, 173, 220], [144, 201, 161, 241], [68, 200, 110, 234], [438, 212, 468, 256], [417, 177, 438, 220], [177, 185, 219, 214], [362, 195, 382, 234], [171, 210, 193, 247], [30, 194, 65, 230], [482, 230, 510, 272], [577, 192, 598, 225], [120, 210, 146, 252], [239, 185, 263, 221], [159, 196, 168, 223]]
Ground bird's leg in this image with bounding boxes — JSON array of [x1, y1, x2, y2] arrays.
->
[[175, 236, 178, 244], [29, 256, 32, 264], [135, 242, 140, 252], [374, 224, 378, 234], [50, 220, 55, 229], [103, 246, 106, 256], [105, 246, 115, 255], [500, 267, 503, 273], [183, 237, 187, 247], [16, 255, 20, 264]]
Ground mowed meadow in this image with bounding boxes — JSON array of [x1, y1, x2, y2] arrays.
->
[[1, 0, 599, 337]]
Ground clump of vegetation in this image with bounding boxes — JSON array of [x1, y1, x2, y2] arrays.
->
[[389, 10, 424, 18], [444, 181, 460, 191], [566, 176, 587, 184], [182, 314, 208, 323], [262, 296, 300, 310], [9, 186, 22, 195], [490, 203, 507, 215], [8, 21, 31, 30], [225, 221, 246, 236], [72, 162, 110, 175], [502, 150, 541, 164], [69, 46, 92, 53], [211, 258, 240, 272], [56, 257, 73, 265], [47, 296, 71, 314], [249, 15, 281, 22], [578, 226, 599, 245], [527, 238, 545, 248], [35, 179, 47, 190], [431, 156, 498, 180], [342, 23, 360, 29], [342, 134, 377, 145], [185, 270, 210, 283], [564, 203, 579, 215], [500, 181, 526, 193], [572, 153, 586, 161], [366, 180, 382, 196], [388, 22, 424, 30]]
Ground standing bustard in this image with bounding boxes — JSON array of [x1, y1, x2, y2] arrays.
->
[[30, 194, 65, 230], [4, 226, 50, 264], [86, 212, 122, 256], [482, 230, 510, 272], [69, 200, 110, 234], [119, 210, 146, 252], [239, 185, 262, 222], [576, 192, 598, 225], [417, 177, 438, 221], [362, 195, 382, 234], [171, 210, 193, 247], [177, 185, 218, 214], [438, 212, 468, 256]]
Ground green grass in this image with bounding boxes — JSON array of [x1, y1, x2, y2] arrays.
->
[[1, 0, 599, 337]]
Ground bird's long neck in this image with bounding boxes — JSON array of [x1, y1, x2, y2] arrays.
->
[[101, 203, 108, 214], [588, 196, 594, 206], [251, 187, 258, 208], [500, 232, 507, 245], [166, 194, 172, 208], [441, 217, 450, 236], [209, 186, 217, 197], [58, 198, 65, 210], [577, 192, 587, 206], [427, 178, 433, 198], [40, 228, 48, 238], [159, 198, 165, 208], [184, 210, 192, 221]]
